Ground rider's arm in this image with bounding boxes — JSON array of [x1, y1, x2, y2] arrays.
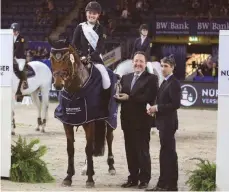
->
[[91, 26, 106, 58], [145, 39, 151, 61], [14, 37, 25, 59], [71, 25, 83, 57], [131, 39, 137, 59]]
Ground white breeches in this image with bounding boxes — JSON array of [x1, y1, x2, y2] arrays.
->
[[15, 58, 26, 71], [94, 64, 111, 89]]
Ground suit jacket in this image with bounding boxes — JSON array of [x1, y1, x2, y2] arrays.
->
[[71, 22, 106, 64], [14, 34, 26, 59], [119, 71, 158, 130], [131, 37, 151, 60], [155, 75, 181, 131]]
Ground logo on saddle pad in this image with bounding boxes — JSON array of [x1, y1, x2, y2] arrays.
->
[[181, 84, 198, 107], [66, 107, 81, 115]]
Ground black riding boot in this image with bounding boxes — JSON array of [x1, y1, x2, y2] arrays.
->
[[21, 69, 28, 89], [102, 87, 111, 116]]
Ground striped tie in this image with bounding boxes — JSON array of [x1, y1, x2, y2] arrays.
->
[[131, 75, 139, 90]]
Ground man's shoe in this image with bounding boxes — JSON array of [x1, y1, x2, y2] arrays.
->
[[121, 180, 138, 188], [145, 186, 167, 191], [138, 182, 148, 189], [167, 187, 178, 191]]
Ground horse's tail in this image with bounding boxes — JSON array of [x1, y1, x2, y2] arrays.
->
[[93, 120, 107, 157]]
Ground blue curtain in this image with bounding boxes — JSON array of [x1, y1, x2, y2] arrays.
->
[[160, 44, 187, 80]]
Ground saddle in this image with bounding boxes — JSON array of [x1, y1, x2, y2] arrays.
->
[[13, 63, 36, 79]]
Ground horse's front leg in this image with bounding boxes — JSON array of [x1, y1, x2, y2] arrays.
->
[[62, 124, 75, 186], [84, 123, 95, 187], [106, 125, 116, 175]]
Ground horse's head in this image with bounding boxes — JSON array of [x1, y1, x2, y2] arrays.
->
[[48, 38, 83, 92]]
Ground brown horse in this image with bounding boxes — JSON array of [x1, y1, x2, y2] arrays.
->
[[48, 38, 116, 187]]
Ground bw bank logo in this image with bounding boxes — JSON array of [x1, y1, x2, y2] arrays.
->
[[181, 84, 198, 107]]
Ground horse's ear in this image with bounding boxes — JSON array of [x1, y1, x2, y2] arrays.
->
[[47, 37, 53, 47], [64, 37, 69, 44], [69, 43, 74, 51]]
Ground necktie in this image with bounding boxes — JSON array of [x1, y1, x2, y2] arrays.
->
[[161, 79, 166, 85], [131, 75, 139, 90], [159, 79, 167, 89]]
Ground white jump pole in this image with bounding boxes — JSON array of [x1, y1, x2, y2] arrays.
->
[[0, 29, 13, 178], [216, 30, 229, 191]]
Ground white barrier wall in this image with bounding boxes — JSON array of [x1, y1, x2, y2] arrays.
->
[[0, 29, 13, 177], [216, 30, 229, 191]]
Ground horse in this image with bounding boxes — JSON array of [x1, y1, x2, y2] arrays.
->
[[12, 60, 52, 135], [114, 59, 164, 86], [48, 38, 117, 187]]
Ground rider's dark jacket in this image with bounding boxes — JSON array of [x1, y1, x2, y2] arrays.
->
[[14, 34, 26, 59], [71, 22, 106, 64]]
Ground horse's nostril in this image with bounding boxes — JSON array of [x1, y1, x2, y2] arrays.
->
[[54, 84, 63, 90]]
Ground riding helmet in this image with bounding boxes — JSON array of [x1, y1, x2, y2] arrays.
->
[[139, 24, 148, 32], [10, 23, 20, 32], [85, 1, 102, 14]]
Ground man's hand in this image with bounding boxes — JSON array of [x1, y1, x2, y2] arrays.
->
[[114, 93, 129, 101], [147, 105, 157, 115]]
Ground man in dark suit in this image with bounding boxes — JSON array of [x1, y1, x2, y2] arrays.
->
[[131, 24, 152, 61], [146, 55, 181, 191], [115, 51, 158, 189]]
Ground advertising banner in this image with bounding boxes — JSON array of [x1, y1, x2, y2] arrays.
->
[[153, 18, 229, 36], [180, 82, 218, 107], [103, 46, 122, 67]]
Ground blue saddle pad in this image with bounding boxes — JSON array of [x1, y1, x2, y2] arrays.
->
[[54, 65, 118, 129]]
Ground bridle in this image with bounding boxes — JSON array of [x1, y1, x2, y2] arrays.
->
[[50, 46, 81, 88]]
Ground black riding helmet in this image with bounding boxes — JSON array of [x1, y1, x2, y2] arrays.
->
[[10, 23, 20, 32], [139, 24, 148, 32], [85, 1, 102, 14]]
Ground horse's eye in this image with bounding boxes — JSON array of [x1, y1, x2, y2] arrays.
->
[[61, 71, 68, 77]]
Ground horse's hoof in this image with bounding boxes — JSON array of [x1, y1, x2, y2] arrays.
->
[[62, 179, 72, 186], [35, 128, 40, 131], [86, 181, 95, 188], [11, 131, 15, 136], [109, 168, 116, 175], [41, 129, 45, 133]]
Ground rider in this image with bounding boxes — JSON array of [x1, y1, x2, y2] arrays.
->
[[131, 24, 152, 61], [11, 22, 28, 91], [71, 1, 111, 91]]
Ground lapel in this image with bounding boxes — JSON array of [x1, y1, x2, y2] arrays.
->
[[141, 37, 148, 46], [158, 75, 174, 96], [15, 35, 20, 43], [126, 73, 134, 94], [136, 38, 141, 47], [130, 71, 147, 94]]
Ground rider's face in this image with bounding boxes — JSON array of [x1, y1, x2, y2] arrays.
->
[[13, 31, 19, 36], [86, 11, 99, 23], [133, 53, 147, 73], [141, 29, 148, 36]]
